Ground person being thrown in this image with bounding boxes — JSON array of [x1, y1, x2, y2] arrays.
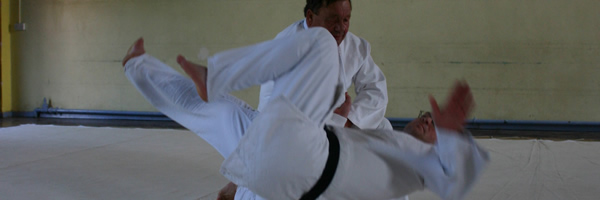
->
[[122, 27, 488, 200]]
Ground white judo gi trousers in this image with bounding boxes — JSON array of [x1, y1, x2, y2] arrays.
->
[[125, 54, 257, 159]]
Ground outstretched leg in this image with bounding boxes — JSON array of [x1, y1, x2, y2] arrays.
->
[[177, 55, 208, 102], [122, 39, 263, 200], [123, 40, 257, 158]]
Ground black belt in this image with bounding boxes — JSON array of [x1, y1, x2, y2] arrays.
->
[[300, 126, 340, 200]]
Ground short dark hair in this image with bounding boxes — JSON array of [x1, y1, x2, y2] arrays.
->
[[304, 0, 352, 17]]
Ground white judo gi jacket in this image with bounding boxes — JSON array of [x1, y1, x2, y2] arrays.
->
[[221, 96, 489, 200], [259, 19, 391, 130]]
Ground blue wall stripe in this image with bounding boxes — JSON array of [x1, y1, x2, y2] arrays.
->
[[1, 109, 598, 132]]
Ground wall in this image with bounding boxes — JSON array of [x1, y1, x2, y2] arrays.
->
[[7, 0, 600, 121], [1, 0, 16, 114]]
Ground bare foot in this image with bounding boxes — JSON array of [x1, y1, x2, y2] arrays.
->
[[122, 38, 146, 66], [177, 55, 208, 101], [216, 182, 237, 200]]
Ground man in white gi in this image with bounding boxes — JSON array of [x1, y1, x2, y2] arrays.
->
[[123, 28, 488, 199], [260, 0, 391, 130]]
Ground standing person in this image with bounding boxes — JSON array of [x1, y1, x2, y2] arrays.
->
[[260, 0, 392, 130]]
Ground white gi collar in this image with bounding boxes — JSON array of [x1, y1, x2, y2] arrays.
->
[[303, 19, 309, 30]]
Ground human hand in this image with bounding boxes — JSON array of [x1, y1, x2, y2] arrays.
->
[[429, 81, 475, 132], [334, 92, 352, 118]]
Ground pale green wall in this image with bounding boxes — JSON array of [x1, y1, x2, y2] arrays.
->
[[11, 0, 600, 121]]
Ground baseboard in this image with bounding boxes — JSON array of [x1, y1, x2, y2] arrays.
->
[[4, 111, 36, 118], [390, 118, 599, 132]]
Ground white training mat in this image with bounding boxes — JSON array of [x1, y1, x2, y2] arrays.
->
[[1, 125, 600, 200], [409, 138, 600, 200], [0, 125, 227, 200]]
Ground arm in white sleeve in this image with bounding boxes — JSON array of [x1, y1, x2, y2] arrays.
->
[[369, 127, 489, 200], [348, 52, 389, 130], [421, 128, 489, 200], [325, 112, 349, 127]]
